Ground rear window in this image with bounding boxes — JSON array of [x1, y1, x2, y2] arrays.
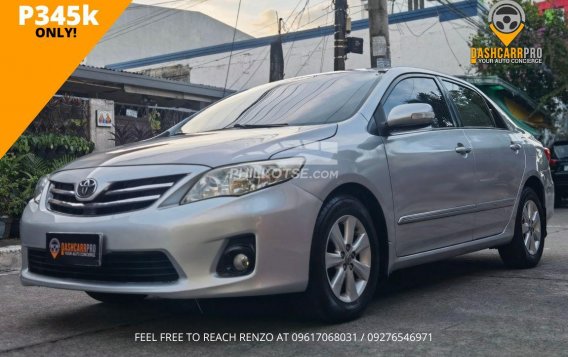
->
[[553, 143, 568, 159], [181, 72, 381, 133]]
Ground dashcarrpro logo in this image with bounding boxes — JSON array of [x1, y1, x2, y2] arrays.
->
[[470, 0, 542, 65], [49, 238, 60, 259], [489, 0, 525, 46]]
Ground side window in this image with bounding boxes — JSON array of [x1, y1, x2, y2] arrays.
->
[[381, 77, 454, 128], [442, 81, 495, 128], [485, 100, 510, 129]]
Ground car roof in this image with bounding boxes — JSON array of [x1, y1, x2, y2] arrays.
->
[[301, 66, 475, 88]]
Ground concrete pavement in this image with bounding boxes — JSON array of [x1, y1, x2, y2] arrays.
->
[[0, 209, 566, 356]]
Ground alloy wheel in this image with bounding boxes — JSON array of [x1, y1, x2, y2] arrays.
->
[[521, 200, 541, 255], [325, 215, 372, 303]]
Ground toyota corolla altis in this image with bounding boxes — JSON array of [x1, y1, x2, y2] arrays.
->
[[20, 67, 554, 322]]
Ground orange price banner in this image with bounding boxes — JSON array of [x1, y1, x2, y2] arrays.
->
[[0, 0, 132, 158]]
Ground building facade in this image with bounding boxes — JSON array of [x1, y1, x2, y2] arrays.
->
[[108, 0, 486, 91], [84, 3, 252, 68]]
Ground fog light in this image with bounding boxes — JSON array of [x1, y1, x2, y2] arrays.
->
[[216, 234, 256, 277], [233, 253, 250, 271]]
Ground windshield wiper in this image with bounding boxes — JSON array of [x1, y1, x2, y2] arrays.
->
[[232, 123, 289, 129]]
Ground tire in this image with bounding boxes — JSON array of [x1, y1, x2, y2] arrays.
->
[[498, 187, 545, 269], [86, 291, 147, 304], [305, 195, 380, 323]]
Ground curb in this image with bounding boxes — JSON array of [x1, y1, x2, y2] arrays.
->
[[0, 245, 21, 271]]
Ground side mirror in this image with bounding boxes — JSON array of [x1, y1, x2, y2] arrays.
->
[[386, 103, 435, 131]]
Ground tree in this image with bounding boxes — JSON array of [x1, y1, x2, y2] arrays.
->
[[470, 0, 568, 130]]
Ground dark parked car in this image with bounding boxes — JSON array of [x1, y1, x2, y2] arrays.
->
[[550, 141, 568, 206]]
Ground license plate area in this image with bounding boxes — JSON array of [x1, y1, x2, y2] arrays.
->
[[46, 233, 103, 266]]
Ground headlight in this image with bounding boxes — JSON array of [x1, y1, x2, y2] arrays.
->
[[33, 175, 49, 203], [181, 157, 305, 204]]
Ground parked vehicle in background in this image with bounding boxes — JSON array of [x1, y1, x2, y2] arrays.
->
[[20, 68, 555, 322], [550, 141, 568, 207]]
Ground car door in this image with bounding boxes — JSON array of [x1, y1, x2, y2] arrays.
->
[[441, 79, 526, 239], [378, 75, 477, 256]]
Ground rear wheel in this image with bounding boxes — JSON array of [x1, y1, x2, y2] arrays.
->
[[86, 292, 147, 304], [305, 195, 380, 323], [498, 187, 545, 269]]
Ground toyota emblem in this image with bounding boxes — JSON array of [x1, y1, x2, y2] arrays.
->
[[76, 178, 97, 199]]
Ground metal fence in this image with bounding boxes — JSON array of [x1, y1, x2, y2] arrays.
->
[[113, 103, 195, 145], [26, 95, 90, 139]]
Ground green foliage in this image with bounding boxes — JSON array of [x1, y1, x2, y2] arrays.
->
[[0, 155, 33, 217], [12, 134, 94, 158], [0, 135, 95, 217], [470, 0, 568, 121], [148, 109, 162, 134]]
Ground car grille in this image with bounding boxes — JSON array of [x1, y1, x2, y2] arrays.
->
[[27, 249, 179, 283], [48, 174, 185, 216]]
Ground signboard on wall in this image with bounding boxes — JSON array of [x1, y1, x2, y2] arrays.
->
[[372, 36, 387, 57], [126, 109, 138, 118], [96, 110, 113, 127]]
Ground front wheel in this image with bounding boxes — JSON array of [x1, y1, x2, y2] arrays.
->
[[498, 187, 545, 269], [86, 291, 147, 304], [305, 195, 380, 323]]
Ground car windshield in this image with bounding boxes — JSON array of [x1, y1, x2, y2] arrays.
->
[[180, 71, 381, 134], [553, 143, 568, 159]]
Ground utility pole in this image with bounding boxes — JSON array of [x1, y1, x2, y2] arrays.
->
[[334, 0, 348, 71], [269, 14, 284, 82], [368, 0, 390, 69]]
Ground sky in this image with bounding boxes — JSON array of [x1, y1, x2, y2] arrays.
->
[[133, 0, 367, 38]]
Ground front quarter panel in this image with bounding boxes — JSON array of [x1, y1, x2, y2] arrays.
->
[[271, 113, 395, 249]]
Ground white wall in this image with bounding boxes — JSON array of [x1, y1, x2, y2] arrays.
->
[[132, 16, 477, 92], [86, 4, 252, 68]]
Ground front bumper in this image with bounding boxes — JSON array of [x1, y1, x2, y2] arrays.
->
[[20, 179, 322, 298]]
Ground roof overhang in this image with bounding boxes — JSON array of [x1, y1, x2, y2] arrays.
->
[[58, 65, 232, 110]]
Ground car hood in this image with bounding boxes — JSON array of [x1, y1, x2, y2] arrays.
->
[[62, 124, 337, 170]]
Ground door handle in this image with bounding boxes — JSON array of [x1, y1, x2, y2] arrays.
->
[[455, 144, 472, 155], [510, 143, 522, 151]]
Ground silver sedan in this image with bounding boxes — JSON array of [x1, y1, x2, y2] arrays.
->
[[20, 67, 554, 322]]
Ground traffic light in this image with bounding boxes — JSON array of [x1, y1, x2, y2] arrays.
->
[[346, 37, 364, 54]]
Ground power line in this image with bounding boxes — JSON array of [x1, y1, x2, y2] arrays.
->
[[222, 0, 243, 96], [238, 47, 271, 90], [101, 0, 209, 43], [128, 0, 190, 9], [435, 0, 488, 33], [295, 34, 326, 76], [285, 3, 333, 67], [178, 1, 333, 71], [104, 1, 195, 37], [233, 0, 330, 88], [282, 0, 308, 66], [319, 9, 331, 72], [288, 0, 311, 30], [229, 47, 269, 88], [434, 6, 464, 69], [109, 0, 192, 32], [190, 49, 251, 68]]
